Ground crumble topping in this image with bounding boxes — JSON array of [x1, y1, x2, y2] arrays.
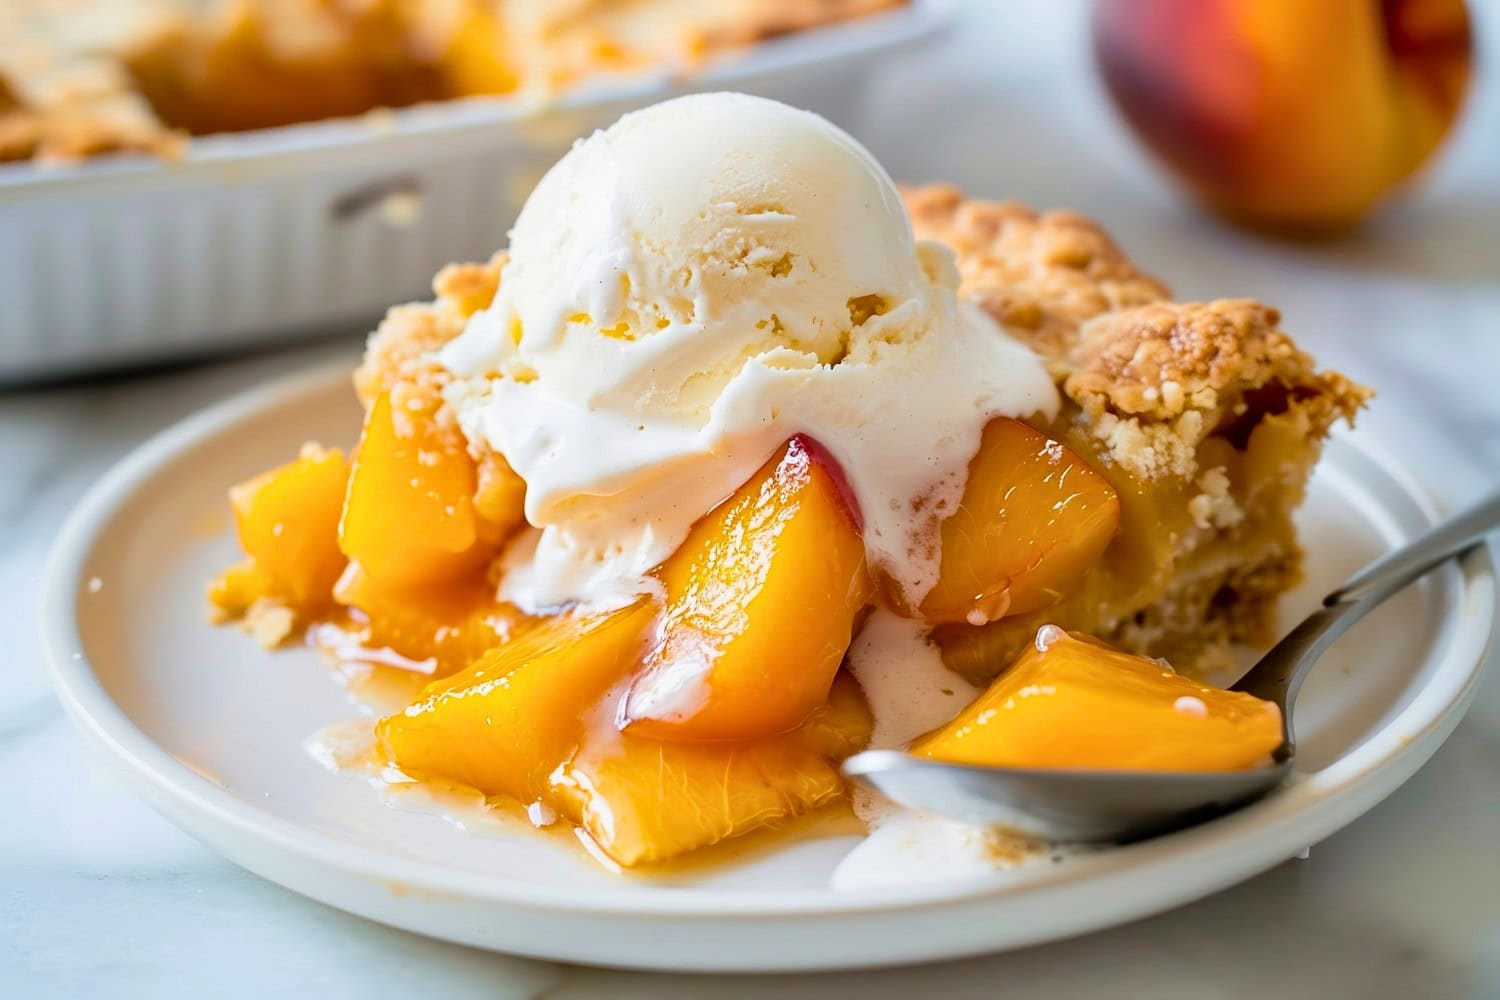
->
[[1060, 300, 1370, 479], [1070, 300, 1317, 419], [517, 0, 905, 88], [693, 0, 908, 46], [903, 184, 1170, 372], [906, 187, 1372, 482], [353, 252, 505, 434], [1079, 406, 1207, 481]]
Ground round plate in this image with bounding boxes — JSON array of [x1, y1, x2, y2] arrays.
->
[[42, 364, 1495, 972]]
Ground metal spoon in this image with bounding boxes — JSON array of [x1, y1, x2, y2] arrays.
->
[[842, 491, 1500, 843]]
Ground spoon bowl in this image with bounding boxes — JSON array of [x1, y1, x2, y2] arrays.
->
[[842, 752, 1293, 842], [844, 491, 1500, 843]]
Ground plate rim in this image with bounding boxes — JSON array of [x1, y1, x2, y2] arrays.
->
[[40, 362, 1497, 927]]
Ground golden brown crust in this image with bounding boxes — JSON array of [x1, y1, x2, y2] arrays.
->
[[1, 0, 184, 162], [904, 185, 1372, 482], [694, 0, 907, 47], [0, 56, 183, 164], [0, 101, 182, 164], [904, 184, 1170, 372], [352, 252, 504, 415], [1062, 299, 1371, 480], [1067, 299, 1368, 423]]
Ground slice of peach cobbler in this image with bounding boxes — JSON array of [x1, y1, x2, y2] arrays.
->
[[210, 94, 1369, 869]]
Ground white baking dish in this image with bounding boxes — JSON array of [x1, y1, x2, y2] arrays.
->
[[0, 1, 949, 384]]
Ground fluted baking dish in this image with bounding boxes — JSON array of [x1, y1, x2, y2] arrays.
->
[[0, 1, 947, 383]]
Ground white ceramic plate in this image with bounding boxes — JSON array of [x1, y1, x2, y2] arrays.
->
[[42, 364, 1495, 972]]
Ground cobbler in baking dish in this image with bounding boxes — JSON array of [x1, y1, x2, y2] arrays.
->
[[0, 0, 905, 162], [208, 94, 1368, 869]]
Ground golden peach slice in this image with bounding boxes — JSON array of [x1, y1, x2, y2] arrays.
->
[[920, 418, 1120, 626], [553, 675, 871, 866], [332, 566, 530, 678], [209, 444, 348, 620], [622, 436, 872, 742], [339, 392, 490, 589], [914, 629, 1282, 771], [376, 599, 655, 802]]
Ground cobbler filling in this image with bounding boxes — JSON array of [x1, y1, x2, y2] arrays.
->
[[211, 400, 1283, 868]]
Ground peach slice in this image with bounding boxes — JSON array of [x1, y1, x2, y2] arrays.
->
[[376, 600, 655, 802], [913, 629, 1282, 771], [920, 418, 1121, 626], [622, 436, 872, 742], [339, 392, 492, 589], [798, 672, 877, 761], [208, 444, 348, 619], [332, 566, 530, 678], [473, 450, 528, 546], [552, 675, 872, 866]]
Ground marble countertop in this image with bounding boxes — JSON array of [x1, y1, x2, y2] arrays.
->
[[4, 3, 1498, 996]]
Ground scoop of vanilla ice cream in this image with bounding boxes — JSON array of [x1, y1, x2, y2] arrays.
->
[[446, 91, 925, 422], [442, 93, 1058, 611]]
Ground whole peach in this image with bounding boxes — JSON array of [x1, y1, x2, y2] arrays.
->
[[1093, 0, 1473, 230]]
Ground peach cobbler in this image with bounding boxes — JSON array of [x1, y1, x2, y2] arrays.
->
[[209, 94, 1369, 870], [0, 0, 904, 163]]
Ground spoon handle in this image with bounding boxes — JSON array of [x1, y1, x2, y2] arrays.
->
[[1233, 490, 1500, 709], [1326, 491, 1500, 607]]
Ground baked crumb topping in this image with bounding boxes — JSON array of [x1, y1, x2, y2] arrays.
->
[[905, 186, 1372, 481], [903, 184, 1170, 373], [1064, 300, 1369, 480], [354, 253, 503, 411], [1069, 300, 1354, 420]]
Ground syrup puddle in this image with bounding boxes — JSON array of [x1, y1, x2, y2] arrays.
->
[[300, 628, 564, 843], [304, 719, 554, 841], [303, 718, 868, 881], [302, 610, 1071, 888], [309, 622, 433, 713]]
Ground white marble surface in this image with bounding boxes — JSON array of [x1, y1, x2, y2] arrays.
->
[[4, 2, 1499, 996]]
